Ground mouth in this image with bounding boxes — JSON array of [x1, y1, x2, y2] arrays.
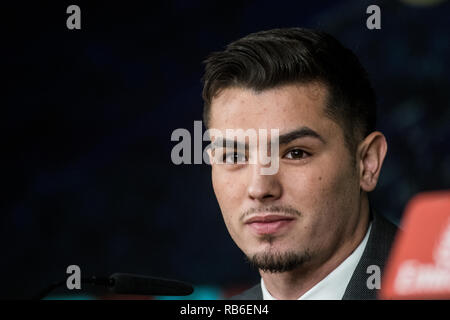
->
[[244, 214, 296, 235]]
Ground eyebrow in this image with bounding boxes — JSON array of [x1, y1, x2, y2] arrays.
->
[[278, 126, 326, 145], [210, 126, 325, 149]]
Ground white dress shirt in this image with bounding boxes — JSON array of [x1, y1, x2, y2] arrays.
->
[[261, 223, 372, 300]]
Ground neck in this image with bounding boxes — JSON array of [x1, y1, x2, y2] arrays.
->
[[260, 196, 371, 300]]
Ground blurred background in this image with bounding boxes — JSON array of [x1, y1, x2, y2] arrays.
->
[[2, 0, 449, 299]]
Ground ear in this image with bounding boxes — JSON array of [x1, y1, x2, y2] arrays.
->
[[357, 131, 388, 192]]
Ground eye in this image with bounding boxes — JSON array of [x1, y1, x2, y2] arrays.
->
[[223, 152, 247, 164], [284, 148, 310, 160]]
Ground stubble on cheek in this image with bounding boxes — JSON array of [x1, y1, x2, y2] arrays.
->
[[213, 173, 247, 247], [304, 153, 360, 253], [212, 173, 263, 258]]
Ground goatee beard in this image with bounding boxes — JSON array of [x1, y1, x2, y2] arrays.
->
[[246, 246, 312, 273]]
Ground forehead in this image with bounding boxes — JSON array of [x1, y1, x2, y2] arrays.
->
[[209, 82, 336, 135]]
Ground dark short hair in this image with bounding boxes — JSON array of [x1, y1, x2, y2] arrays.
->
[[201, 28, 377, 153]]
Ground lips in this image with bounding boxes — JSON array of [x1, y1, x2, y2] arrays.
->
[[245, 215, 295, 235]]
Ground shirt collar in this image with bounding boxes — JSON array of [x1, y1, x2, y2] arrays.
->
[[261, 222, 372, 300]]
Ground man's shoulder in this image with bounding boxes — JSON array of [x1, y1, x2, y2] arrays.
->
[[342, 211, 398, 299], [365, 211, 398, 264], [227, 284, 263, 300]]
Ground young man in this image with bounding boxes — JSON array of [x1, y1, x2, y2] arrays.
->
[[202, 28, 397, 300]]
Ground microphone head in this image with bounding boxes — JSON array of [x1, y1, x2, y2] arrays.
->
[[109, 273, 194, 296], [380, 190, 450, 299]]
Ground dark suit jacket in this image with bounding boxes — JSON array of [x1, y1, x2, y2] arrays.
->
[[229, 211, 398, 300]]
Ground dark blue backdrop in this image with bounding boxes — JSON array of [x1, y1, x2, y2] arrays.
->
[[2, 0, 449, 299]]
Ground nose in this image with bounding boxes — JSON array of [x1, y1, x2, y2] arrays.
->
[[247, 163, 282, 202]]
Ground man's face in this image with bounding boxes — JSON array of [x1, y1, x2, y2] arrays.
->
[[209, 83, 363, 272]]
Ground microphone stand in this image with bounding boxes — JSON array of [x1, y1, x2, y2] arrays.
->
[[33, 276, 114, 300], [34, 274, 194, 300]]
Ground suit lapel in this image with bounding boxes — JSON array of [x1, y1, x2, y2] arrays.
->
[[342, 210, 398, 299]]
